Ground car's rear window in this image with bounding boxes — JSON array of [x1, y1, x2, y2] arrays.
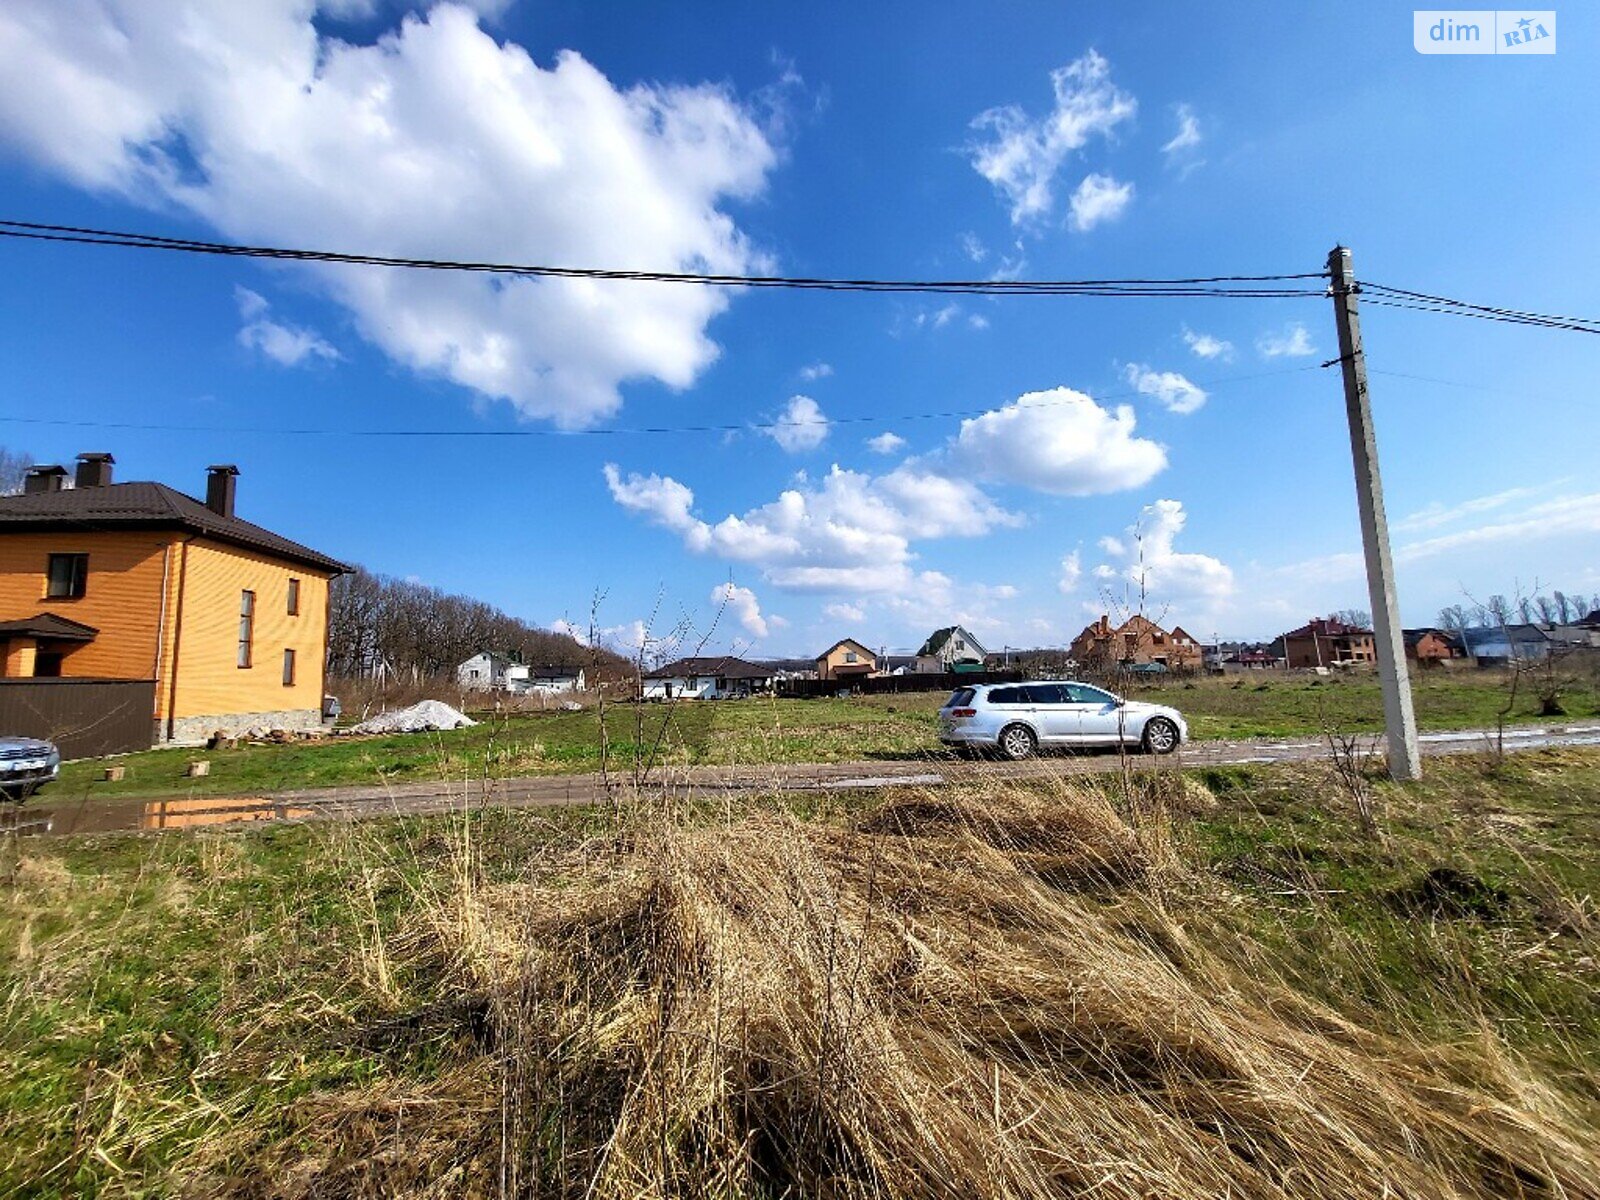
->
[[945, 688, 976, 708], [988, 686, 1023, 704]]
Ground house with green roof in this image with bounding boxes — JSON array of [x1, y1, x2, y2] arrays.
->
[[913, 625, 987, 674]]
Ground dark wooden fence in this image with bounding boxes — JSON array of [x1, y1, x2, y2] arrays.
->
[[0, 679, 155, 759], [776, 669, 1023, 699]]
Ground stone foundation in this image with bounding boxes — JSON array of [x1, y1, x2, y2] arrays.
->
[[163, 708, 325, 746]]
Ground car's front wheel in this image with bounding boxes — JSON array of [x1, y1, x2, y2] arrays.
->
[[1142, 717, 1180, 755], [998, 723, 1037, 761]]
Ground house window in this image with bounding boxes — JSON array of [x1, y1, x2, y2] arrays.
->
[[46, 553, 88, 599], [282, 648, 296, 686], [845, 650, 858, 663], [238, 590, 255, 668], [287, 578, 301, 616]]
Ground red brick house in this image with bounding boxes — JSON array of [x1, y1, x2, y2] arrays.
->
[[1282, 617, 1376, 669], [1403, 628, 1464, 667], [1069, 614, 1204, 671]]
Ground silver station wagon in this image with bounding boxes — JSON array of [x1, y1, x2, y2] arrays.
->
[[938, 681, 1188, 760]]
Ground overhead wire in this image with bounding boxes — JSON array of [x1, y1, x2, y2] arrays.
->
[[0, 364, 1324, 439], [0, 219, 1328, 297], [2, 217, 1594, 445], [1358, 281, 1600, 335]]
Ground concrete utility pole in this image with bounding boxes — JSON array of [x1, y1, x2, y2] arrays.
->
[[1327, 245, 1422, 781]]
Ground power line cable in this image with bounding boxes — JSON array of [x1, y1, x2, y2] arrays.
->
[[0, 364, 1322, 440], [1362, 280, 1600, 328], [9, 220, 1597, 331], [0, 218, 1328, 297], [1358, 283, 1600, 334]]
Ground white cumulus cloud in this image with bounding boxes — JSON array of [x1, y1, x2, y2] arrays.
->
[[605, 460, 1019, 596], [950, 388, 1167, 496], [866, 431, 906, 455], [767, 395, 830, 453], [1067, 173, 1134, 232], [1181, 325, 1233, 361], [798, 362, 833, 381], [967, 50, 1136, 226], [602, 464, 709, 547], [607, 384, 1166, 600], [234, 286, 339, 367], [1256, 322, 1316, 359], [0, 1, 780, 426], [1092, 499, 1234, 612], [1058, 550, 1082, 595], [550, 616, 664, 656], [1122, 363, 1207, 415], [711, 581, 769, 639]]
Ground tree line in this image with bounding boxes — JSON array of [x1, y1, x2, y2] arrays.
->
[[1437, 590, 1600, 631], [327, 566, 626, 682]]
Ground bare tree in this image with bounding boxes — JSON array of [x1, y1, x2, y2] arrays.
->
[[1332, 608, 1372, 629], [0, 446, 34, 496], [326, 564, 629, 685]]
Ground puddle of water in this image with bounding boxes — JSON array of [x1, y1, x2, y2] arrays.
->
[[2, 795, 315, 837]]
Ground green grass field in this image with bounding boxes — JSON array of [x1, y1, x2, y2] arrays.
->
[[3, 749, 1596, 1195], [34, 667, 1600, 804]]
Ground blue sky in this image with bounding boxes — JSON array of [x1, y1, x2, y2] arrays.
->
[[2, 2, 1597, 658]]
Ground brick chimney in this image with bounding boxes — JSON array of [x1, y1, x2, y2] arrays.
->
[[74, 452, 114, 489], [22, 465, 69, 494], [206, 464, 239, 518]]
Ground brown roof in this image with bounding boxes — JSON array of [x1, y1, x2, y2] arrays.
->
[[1283, 617, 1373, 640], [0, 482, 350, 574], [0, 613, 98, 642], [644, 656, 772, 680]]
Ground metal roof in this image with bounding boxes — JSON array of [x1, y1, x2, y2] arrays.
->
[[644, 656, 772, 680], [0, 481, 350, 574], [0, 613, 99, 642]]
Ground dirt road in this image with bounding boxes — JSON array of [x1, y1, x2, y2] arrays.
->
[[11, 722, 1600, 837]]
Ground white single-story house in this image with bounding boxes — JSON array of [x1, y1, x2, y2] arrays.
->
[[459, 653, 585, 694], [641, 656, 773, 700], [517, 666, 586, 694]]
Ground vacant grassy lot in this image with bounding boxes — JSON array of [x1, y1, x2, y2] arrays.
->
[[36, 666, 1600, 804], [3, 749, 1596, 1196]]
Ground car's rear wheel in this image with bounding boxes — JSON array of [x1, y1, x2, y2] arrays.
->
[[998, 723, 1037, 761], [1142, 717, 1179, 755]]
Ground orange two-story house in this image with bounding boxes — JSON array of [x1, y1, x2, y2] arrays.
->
[[0, 453, 349, 743]]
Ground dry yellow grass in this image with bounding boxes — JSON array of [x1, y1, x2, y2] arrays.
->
[[207, 776, 1600, 1199]]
